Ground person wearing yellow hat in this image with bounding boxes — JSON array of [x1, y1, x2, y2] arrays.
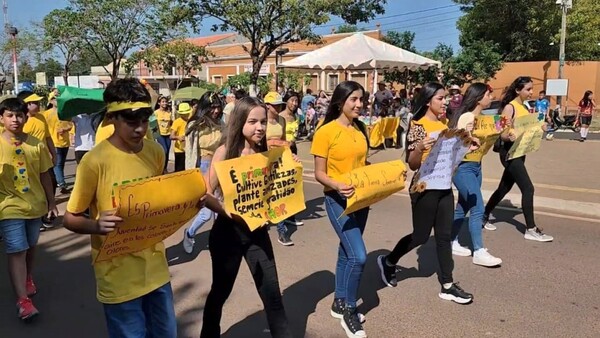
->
[[43, 92, 73, 194], [170, 102, 192, 172]]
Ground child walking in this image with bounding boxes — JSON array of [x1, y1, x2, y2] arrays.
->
[[0, 97, 58, 321], [63, 79, 178, 337], [171, 102, 192, 172]]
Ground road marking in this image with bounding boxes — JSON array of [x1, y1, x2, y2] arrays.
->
[[300, 174, 600, 225]]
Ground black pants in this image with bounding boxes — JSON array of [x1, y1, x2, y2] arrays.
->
[[200, 217, 292, 338], [485, 149, 536, 229], [174, 153, 185, 172], [74, 150, 88, 164], [387, 189, 454, 284]]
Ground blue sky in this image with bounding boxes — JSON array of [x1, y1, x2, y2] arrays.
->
[[8, 0, 462, 52]]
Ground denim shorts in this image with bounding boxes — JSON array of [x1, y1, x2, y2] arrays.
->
[[0, 218, 43, 254]]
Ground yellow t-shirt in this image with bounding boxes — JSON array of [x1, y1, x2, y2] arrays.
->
[[43, 108, 71, 148], [266, 116, 285, 141], [155, 109, 172, 136], [198, 125, 223, 157], [0, 135, 53, 219], [171, 118, 187, 153], [407, 117, 448, 163], [285, 119, 299, 143], [463, 115, 501, 163], [95, 118, 154, 145], [66, 139, 169, 304], [310, 120, 368, 190], [23, 113, 51, 142], [510, 99, 530, 118]]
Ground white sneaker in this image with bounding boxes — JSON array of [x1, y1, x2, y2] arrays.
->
[[452, 240, 472, 257], [524, 227, 553, 242], [483, 221, 497, 231], [472, 248, 502, 267], [183, 228, 195, 254]]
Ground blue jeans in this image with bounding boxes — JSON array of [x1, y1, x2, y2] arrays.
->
[[0, 218, 42, 254], [156, 135, 171, 170], [451, 162, 484, 251], [103, 282, 176, 338], [53, 147, 69, 186], [324, 191, 369, 308], [188, 160, 214, 237]]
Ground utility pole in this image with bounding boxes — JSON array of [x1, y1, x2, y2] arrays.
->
[[3, 0, 18, 93], [557, 0, 570, 105]]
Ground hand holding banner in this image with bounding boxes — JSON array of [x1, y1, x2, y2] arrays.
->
[[214, 147, 305, 231], [413, 129, 471, 192], [96, 169, 206, 262], [341, 160, 407, 216], [507, 114, 544, 160]]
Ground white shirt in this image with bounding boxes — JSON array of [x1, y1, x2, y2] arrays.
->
[[72, 114, 96, 151]]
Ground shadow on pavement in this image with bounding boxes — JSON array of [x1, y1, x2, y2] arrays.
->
[[222, 270, 334, 338], [0, 232, 106, 338], [490, 207, 528, 234], [166, 230, 210, 266], [299, 196, 325, 220]]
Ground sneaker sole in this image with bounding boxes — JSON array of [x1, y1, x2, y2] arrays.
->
[[473, 258, 502, 267], [484, 225, 497, 231], [376, 256, 396, 288], [340, 318, 367, 338], [524, 235, 553, 242], [452, 249, 472, 257], [277, 240, 294, 246], [331, 310, 366, 323], [438, 292, 473, 304]]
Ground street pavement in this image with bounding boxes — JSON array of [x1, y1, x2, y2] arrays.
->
[[1, 138, 599, 338]]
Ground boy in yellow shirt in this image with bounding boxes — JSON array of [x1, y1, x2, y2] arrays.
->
[[0, 98, 58, 321], [43, 92, 72, 194], [170, 102, 191, 172], [63, 79, 177, 337]]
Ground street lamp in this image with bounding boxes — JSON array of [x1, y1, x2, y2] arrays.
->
[[7, 26, 18, 92], [275, 48, 289, 90]]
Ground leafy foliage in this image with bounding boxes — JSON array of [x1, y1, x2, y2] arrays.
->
[[565, 0, 600, 61], [277, 69, 312, 92], [126, 39, 208, 77], [225, 72, 274, 96], [40, 9, 83, 85]]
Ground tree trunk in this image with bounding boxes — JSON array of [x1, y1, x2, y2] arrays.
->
[[249, 53, 265, 97], [63, 65, 70, 86], [111, 58, 120, 80]]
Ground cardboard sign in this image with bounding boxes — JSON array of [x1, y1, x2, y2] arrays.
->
[[341, 160, 407, 216], [508, 114, 544, 160], [95, 169, 206, 262], [214, 147, 305, 231], [463, 115, 506, 162], [414, 129, 471, 191]]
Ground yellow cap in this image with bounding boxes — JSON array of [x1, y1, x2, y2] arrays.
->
[[23, 93, 43, 103], [263, 92, 284, 105], [178, 102, 192, 115]]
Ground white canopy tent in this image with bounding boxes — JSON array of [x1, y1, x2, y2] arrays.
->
[[279, 33, 441, 93]]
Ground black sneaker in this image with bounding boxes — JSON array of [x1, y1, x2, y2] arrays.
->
[[277, 231, 294, 246], [438, 282, 473, 304], [377, 255, 397, 287], [59, 185, 71, 194], [341, 307, 367, 338], [330, 298, 365, 323]]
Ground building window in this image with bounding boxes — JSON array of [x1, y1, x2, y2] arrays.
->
[[212, 75, 223, 86], [328, 74, 339, 91]]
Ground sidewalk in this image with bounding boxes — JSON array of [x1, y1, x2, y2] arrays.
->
[[296, 138, 600, 219]]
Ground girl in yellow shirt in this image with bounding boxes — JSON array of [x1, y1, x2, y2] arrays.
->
[[170, 102, 192, 172], [311, 81, 370, 338], [154, 96, 172, 171], [63, 79, 177, 338], [200, 96, 292, 337], [377, 82, 474, 305]]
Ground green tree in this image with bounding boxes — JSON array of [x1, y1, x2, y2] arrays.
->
[[565, 0, 600, 61], [335, 24, 365, 34], [40, 9, 83, 86], [63, 0, 184, 79], [225, 72, 274, 96], [277, 69, 312, 92], [70, 46, 112, 75], [35, 58, 64, 85], [173, 0, 386, 95], [381, 31, 416, 52]]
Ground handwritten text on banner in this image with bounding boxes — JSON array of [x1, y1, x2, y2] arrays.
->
[[507, 114, 544, 160], [341, 160, 407, 216], [214, 147, 306, 231], [96, 169, 206, 262]]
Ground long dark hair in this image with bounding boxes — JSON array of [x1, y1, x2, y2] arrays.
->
[[186, 91, 223, 135], [224, 96, 268, 160], [320, 81, 369, 145], [581, 90, 593, 108], [448, 83, 490, 128], [283, 91, 299, 117], [500, 76, 532, 113], [405, 82, 445, 161]]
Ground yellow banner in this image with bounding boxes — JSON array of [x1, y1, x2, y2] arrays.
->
[[96, 169, 206, 262], [214, 147, 305, 231], [341, 160, 407, 216], [508, 114, 544, 160], [463, 115, 505, 162]]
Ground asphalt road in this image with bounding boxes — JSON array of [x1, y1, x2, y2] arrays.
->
[[1, 164, 599, 337]]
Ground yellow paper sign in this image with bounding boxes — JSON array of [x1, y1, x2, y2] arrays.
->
[[508, 114, 544, 160], [464, 115, 503, 162], [341, 160, 407, 216], [214, 147, 305, 231], [95, 169, 206, 262]]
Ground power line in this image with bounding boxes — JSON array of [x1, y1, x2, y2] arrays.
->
[[381, 16, 462, 33]]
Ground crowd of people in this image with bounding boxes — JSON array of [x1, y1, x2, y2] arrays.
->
[[0, 74, 595, 338]]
